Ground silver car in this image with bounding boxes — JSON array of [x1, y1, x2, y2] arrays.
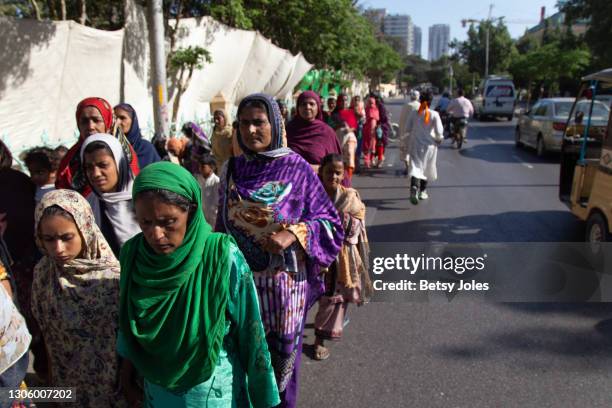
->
[[515, 97, 610, 156]]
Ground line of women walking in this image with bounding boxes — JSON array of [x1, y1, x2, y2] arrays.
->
[[0, 90, 373, 407]]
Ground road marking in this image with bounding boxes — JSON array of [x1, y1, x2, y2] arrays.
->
[[512, 155, 533, 169], [451, 228, 481, 235]]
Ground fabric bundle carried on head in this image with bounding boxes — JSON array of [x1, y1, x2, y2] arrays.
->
[[118, 161, 234, 392]]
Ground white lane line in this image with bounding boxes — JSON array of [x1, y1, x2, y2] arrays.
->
[[512, 155, 533, 169]]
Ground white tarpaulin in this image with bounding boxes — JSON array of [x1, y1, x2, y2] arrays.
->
[[0, 17, 124, 154], [0, 6, 312, 158]]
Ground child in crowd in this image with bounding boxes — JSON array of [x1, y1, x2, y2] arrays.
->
[[53, 145, 68, 161], [196, 155, 219, 226], [23, 147, 59, 202], [335, 120, 357, 184], [313, 154, 372, 360]]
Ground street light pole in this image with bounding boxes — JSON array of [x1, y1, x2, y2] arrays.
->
[[148, 0, 170, 138], [449, 64, 454, 95], [484, 3, 493, 78], [485, 26, 489, 78]]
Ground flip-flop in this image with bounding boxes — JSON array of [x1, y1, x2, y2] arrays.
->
[[314, 345, 330, 361]]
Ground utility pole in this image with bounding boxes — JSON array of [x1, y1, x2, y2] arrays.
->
[[148, 0, 170, 138], [449, 64, 454, 95], [484, 4, 494, 78]]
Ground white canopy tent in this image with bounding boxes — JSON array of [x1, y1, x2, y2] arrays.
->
[[0, 3, 312, 159]]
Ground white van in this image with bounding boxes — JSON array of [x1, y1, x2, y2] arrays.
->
[[472, 76, 516, 121]]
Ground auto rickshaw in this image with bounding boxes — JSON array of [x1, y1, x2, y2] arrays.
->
[[559, 68, 612, 242]]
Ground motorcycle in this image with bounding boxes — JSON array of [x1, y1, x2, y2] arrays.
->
[[449, 117, 468, 149]]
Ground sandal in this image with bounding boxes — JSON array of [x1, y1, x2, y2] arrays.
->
[[314, 344, 330, 361]]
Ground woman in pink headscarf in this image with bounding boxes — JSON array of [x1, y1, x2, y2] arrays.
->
[[361, 96, 379, 169]]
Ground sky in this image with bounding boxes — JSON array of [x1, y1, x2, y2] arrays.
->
[[362, 0, 561, 57]]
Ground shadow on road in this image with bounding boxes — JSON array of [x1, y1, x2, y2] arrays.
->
[[499, 303, 612, 318], [456, 143, 561, 165], [438, 323, 612, 366], [364, 210, 583, 242]]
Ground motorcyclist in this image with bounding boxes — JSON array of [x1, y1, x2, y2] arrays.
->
[[435, 92, 451, 137], [436, 92, 451, 112], [447, 88, 474, 145]]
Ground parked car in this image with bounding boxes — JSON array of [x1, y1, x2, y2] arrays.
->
[[472, 76, 516, 121], [515, 97, 610, 156]]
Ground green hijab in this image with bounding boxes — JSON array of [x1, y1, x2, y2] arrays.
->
[[119, 161, 233, 392]]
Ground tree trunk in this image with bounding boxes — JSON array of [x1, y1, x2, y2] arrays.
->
[[172, 84, 184, 124], [79, 0, 87, 25], [171, 66, 186, 124], [30, 0, 42, 21], [46, 0, 57, 19], [526, 79, 533, 108], [166, 0, 184, 71], [60, 0, 66, 20]]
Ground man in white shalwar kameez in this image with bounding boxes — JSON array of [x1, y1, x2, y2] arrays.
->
[[405, 91, 444, 204], [398, 90, 421, 175]]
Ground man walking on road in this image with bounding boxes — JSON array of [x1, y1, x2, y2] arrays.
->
[[447, 88, 474, 144], [398, 90, 421, 175], [405, 91, 444, 204]]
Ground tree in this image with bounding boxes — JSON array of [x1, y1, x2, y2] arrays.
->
[[168, 45, 212, 123], [451, 20, 516, 77], [402, 55, 430, 86], [0, 0, 37, 19], [509, 40, 590, 101], [562, 0, 612, 69], [363, 39, 403, 87], [382, 35, 407, 57]]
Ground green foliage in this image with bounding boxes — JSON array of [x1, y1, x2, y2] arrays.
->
[[0, 1, 33, 18], [169, 46, 212, 72], [562, 0, 612, 69], [363, 39, 403, 86], [401, 55, 430, 85], [382, 35, 407, 57], [509, 40, 590, 94], [451, 20, 516, 76], [0, 0, 124, 29], [200, 0, 403, 83]]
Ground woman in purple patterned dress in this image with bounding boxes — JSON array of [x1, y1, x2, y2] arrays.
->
[[216, 93, 343, 408]]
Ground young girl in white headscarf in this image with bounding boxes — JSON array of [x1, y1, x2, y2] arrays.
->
[[80, 133, 141, 256]]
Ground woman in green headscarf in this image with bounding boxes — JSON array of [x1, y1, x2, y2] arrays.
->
[[117, 161, 279, 408]]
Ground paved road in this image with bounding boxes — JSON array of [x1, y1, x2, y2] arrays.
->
[[298, 99, 612, 408]]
